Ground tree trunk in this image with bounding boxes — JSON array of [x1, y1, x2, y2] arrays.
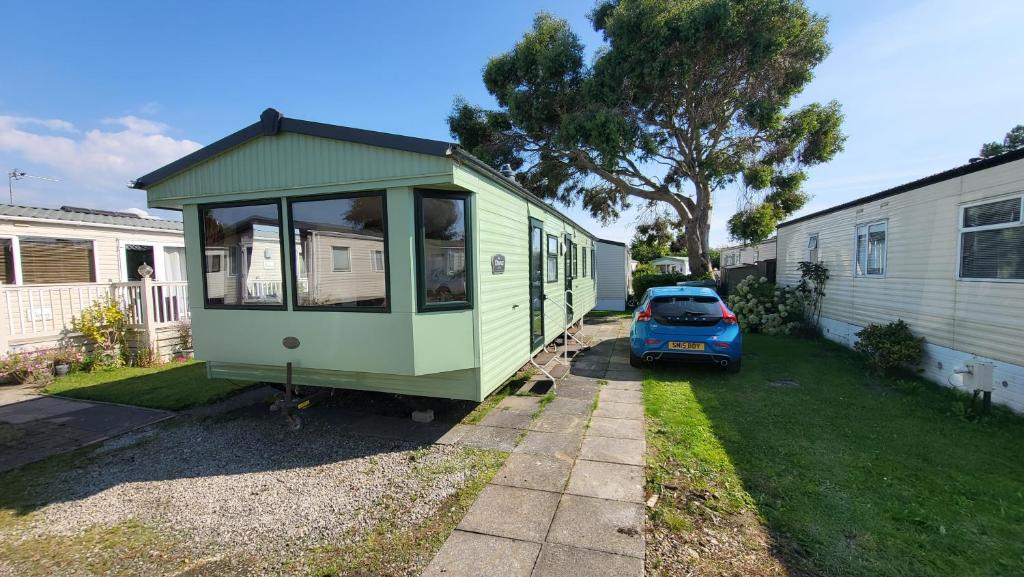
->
[[684, 182, 713, 276]]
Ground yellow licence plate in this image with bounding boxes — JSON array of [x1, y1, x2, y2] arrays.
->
[[668, 341, 704, 351]]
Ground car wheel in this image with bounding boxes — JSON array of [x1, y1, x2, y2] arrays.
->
[[629, 350, 643, 368], [725, 358, 741, 373]]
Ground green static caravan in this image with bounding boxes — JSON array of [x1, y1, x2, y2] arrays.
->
[[133, 109, 597, 402]]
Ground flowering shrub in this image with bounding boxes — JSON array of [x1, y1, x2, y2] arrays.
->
[[71, 297, 131, 370], [0, 350, 55, 384], [726, 275, 804, 335]]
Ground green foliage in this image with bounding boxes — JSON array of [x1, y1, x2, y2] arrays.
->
[[727, 275, 803, 334], [796, 260, 830, 326], [979, 124, 1024, 158], [632, 262, 656, 277], [174, 320, 193, 352], [70, 297, 132, 370], [449, 0, 845, 272], [629, 216, 676, 262], [707, 248, 721, 269], [854, 320, 925, 374], [632, 271, 713, 298]]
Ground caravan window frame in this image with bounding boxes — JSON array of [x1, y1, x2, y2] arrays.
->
[[414, 189, 473, 312], [286, 190, 391, 313], [198, 199, 288, 310], [957, 193, 1024, 282]]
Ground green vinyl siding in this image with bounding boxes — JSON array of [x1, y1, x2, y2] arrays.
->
[[148, 132, 453, 209], [458, 167, 531, 397]]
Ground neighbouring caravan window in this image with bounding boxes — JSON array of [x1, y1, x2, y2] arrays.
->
[[855, 221, 887, 277], [574, 244, 579, 277], [416, 190, 470, 311], [201, 201, 285, 308], [331, 247, 352, 272], [582, 248, 587, 277], [546, 234, 558, 282], [959, 195, 1024, 280], [591, 247, 595, 277], [20, 237, 95, 284], [0, 239, 15, 284], [808, 233, 819, 262], [288, 192, 389, 310]]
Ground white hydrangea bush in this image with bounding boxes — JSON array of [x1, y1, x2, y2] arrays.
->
[[726, 276, 804, 335]]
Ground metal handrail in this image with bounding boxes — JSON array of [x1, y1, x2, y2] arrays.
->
[[562, 289, 589, 362]]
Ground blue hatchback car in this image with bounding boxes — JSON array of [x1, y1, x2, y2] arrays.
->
[[629, 286, 742, 372]]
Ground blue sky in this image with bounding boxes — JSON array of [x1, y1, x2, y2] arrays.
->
[[2, 0, 1021, 247]]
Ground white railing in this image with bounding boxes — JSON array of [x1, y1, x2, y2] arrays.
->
[[1, 280, 190, 340]]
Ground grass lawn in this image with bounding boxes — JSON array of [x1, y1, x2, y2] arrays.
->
[[44, 361, 253, 411], [644, 334, 1024, 577]]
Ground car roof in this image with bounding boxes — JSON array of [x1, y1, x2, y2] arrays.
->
[[646, 286, 719, 298]]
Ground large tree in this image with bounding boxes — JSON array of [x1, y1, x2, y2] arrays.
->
[[448, 0, 844, 274], [979, 125, 1024, 158]]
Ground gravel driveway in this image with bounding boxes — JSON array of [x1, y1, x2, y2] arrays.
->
[[0, 407, 503, 577]]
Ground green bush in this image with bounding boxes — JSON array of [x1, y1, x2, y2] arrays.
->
[[854, 319, 924, 374], [726, 275, 804, 334], [632, 270, 714, 298]]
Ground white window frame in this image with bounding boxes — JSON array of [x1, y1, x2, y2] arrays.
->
[[854, 220, 887, 278], [118, 239, 186, 282], [956, 193, 1024, 283], [0, 235, 23, 285], [371, 249, 385, 272], [807, 233, 819, 263], [331, 246, 352, 273], [14, 236, 99, 285]]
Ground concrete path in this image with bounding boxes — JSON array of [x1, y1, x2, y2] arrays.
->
[[423, 317, 647, 577], [0, 388, 174, 473]]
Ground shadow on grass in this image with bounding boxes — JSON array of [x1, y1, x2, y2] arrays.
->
[[45, 362, 252, 411], [645, 335, 1024, 577]]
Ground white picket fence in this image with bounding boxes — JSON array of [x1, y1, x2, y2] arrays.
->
[[1, 280, 190, 342]]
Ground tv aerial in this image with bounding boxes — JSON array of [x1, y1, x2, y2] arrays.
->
[[7, 169, 61, 204]]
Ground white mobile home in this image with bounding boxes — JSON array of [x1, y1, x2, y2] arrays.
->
[[776, 149, 1024, 412], [650, 255, 690, 274], [595, 239, 629, 310]]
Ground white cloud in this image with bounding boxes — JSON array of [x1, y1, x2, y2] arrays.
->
[[0, 113, 201, 208]]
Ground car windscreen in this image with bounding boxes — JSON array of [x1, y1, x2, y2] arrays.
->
[[650, 296, 722, 326]]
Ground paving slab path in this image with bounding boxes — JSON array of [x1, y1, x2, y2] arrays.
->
[[0, 389, 174, 472], [423, 317, 647, 577]]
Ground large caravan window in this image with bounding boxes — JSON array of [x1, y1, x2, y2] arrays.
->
[[416, 190, 470, 311], [546, 234, 558, 282], [959, 195, 1023, 280], [200, 201, 285, 308], [855, 221, 886, 277], [20, 237, 95, 284], [289, 192, 388, 310]]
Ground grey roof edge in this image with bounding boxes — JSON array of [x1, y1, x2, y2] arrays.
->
[[132, 108, 454, 189], [597, 238, 626, 247], [0, 204, 183, 231], [778, 147, 1024, 228]]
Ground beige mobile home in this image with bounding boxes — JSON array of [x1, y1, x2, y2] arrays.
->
[[776, 149, 1024, 412], [0, 204, 190, 355]]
